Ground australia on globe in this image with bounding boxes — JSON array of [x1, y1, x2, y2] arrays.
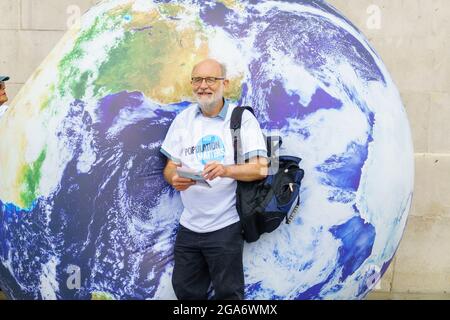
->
[[0, 0, 414, 300]]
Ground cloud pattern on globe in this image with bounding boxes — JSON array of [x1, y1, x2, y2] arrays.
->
[[0, 0, 414, 300]]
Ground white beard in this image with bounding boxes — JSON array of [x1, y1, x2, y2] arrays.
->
[[195, 89, 224, 114], [198, 100, 218, 114]]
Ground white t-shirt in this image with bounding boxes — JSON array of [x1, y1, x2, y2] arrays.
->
[[0, 105, 8, 118], [160, 99, 267, 233]]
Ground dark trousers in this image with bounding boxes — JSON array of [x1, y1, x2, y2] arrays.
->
[[172, 221, 245, 300]]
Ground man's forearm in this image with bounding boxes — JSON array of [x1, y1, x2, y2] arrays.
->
[[225, 160, 268, 182], [163, 164, 178, 185]]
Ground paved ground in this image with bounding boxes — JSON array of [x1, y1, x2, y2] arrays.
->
[[367, 291, 450, 300]]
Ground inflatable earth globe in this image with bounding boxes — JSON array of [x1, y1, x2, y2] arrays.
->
[[0, 0, 414, 300]]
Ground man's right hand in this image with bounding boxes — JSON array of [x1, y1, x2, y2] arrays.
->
[[171, 174, 196, 191]]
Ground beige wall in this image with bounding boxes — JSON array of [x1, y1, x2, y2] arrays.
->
[[0, 0, 449, 299]]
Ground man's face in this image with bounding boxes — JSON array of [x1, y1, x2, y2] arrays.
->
[[191, 60, 228, 111], [0, 81, 8, 106]]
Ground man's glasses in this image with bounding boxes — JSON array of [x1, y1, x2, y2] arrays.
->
[[191, 77, 225, 86]]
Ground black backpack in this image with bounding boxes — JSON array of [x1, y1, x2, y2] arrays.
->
[[230, 106, 305, 243]]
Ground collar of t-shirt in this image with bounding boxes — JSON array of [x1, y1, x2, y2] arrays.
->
[[194, 98, 229, 120]]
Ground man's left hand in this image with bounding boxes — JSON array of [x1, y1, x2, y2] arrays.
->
[[202, 161, 228, 181]]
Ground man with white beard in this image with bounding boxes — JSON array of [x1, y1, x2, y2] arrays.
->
[[160, 58, 268, 300]]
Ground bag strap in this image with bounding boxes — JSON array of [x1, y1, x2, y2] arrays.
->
[[230, 106, 254, 164]]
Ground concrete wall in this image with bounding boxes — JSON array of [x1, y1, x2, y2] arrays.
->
[[0, 0, 449, 299]]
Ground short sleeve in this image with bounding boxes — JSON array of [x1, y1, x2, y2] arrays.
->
[[160, 117, 182, 165], [240, 110, 268, 161]]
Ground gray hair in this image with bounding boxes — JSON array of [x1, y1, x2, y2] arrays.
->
[[219, 62, 227, 78]]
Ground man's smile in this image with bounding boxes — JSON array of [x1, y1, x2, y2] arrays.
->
[[197, 92, 213, 97]]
